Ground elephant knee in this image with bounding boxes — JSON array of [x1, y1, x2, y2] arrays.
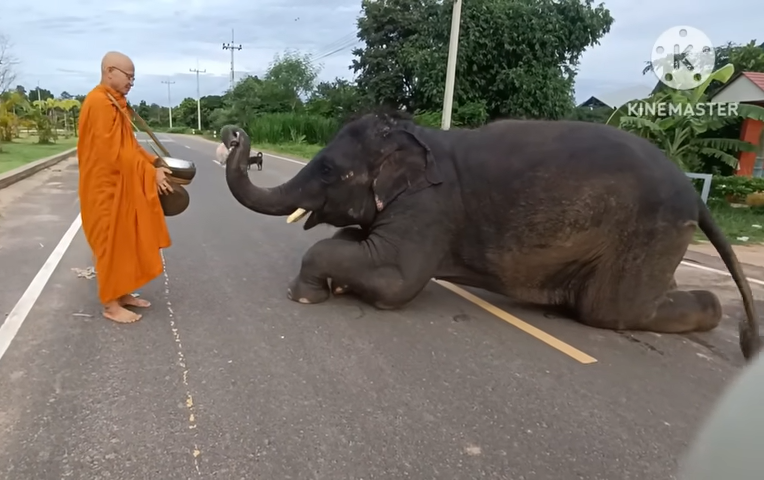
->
[[366, 270, 421, 309]]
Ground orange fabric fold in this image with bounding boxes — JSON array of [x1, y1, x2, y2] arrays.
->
[[77, 84, 171, 304]]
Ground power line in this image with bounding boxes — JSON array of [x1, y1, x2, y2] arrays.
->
[[161, 80, 175, 128], [222, 28, 242, 93], [311, 39, 361, 63], [309, 32, 357, 60], [189, 62, 206, 131]]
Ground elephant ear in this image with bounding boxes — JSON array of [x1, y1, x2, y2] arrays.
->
[[372, 126, 443, 212]]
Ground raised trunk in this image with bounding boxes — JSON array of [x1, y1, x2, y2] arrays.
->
[[222, 126, 302, 216]]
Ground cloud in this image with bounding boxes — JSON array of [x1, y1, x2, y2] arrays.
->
[[575, 0, 758, 103], [2, 0, 361, 105], [0, 0, 759, 107]]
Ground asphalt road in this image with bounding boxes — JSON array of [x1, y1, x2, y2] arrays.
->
[[0, 133, 759, 479]]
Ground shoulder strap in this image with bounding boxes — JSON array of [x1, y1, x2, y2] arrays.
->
[[105, 91, 172, 159]]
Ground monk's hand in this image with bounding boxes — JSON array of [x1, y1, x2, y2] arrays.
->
[[155, 167, 174, 195]]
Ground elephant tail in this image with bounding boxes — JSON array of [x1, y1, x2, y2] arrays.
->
[[697, 197, 761, 361]]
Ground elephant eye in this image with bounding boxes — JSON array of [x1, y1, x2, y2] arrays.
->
[[320, 163, 332, 176]]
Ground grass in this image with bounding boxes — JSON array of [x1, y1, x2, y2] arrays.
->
[[0, 135, 78, 174], [246, 113, 340, 146], [254, 142, 321, 161], [699, 201, 764, 245]]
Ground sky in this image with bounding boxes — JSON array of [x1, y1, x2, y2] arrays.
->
[[0, 0, 759, 107]]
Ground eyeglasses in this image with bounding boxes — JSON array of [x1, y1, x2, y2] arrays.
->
[[110, 66, 135, 83]]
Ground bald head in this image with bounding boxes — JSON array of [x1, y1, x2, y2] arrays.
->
[[100, 51, 135, 96]]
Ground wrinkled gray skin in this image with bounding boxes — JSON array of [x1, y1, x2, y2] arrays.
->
[[220, 114, 762, 361]]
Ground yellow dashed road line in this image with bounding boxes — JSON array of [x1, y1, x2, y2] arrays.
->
[[434, 280, 598, 365]]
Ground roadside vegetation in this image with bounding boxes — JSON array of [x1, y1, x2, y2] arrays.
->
[[0, 133, 76, 174]]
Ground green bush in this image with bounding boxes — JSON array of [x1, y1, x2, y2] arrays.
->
[[245, 113, 339, 145], [167, 126, 191, 134], [702, 175, 764, 202]]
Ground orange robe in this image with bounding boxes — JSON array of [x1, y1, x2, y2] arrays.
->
[[77, 84, 171, 304]]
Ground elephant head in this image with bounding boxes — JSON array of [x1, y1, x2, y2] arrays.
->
[[219, 113, 443, 230]]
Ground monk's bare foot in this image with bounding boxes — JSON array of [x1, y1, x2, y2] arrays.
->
[[118, 294, 151, 308], [103, 303, 142, 324]]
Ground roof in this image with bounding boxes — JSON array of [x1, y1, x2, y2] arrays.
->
[[741, 72, 764, 90], [578, 96, 609, 108], [709, 71, 764, 103], [578, 85, 653, 109]]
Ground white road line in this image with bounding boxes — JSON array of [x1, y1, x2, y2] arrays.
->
[[260, 152, 305, 166], [0, 213, 82, 364], [680, 260, 764, 287], [191, 136, 306, 166]]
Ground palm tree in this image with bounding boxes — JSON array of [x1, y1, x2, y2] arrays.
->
[[58, 98, 81, 137], [607, 64, 764, 172], [0, 90, 27, 151], [31, 98, 59, 144]]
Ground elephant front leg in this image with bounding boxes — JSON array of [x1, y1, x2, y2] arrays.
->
[[328, 227, 367, 296], [286, 232, 432, 309], [287, 228, 368, 304]]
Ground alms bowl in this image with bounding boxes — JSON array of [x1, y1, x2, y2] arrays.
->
[[159, 184, 190, 217], [159, 157, 197, 182]]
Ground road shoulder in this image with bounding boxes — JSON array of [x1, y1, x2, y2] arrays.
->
[[0, 157, 82, 329]]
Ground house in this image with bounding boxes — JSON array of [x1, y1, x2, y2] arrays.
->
[[577, 85, 654, 110], [708, 72, 764, 177]]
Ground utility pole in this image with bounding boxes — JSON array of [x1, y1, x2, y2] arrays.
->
[[189, 62, 206, 132], [161, 80, 175, 128], [440, 0, 463, 131], [222, 28, 242, 93]]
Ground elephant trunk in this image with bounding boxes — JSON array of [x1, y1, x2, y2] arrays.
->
[[221, 126, 299, 216]]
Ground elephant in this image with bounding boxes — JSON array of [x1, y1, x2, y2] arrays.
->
[[218, 112, 761, 361]]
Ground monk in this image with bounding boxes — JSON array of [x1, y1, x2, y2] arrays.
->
[[77, 51, 174, 324]]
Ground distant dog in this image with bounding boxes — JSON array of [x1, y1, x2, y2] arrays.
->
[[247, 151, 263, 171]]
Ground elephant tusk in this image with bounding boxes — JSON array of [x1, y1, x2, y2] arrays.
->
[[286, 208, 309, 224]]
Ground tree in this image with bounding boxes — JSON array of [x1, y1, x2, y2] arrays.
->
[[26, 86, 54, 104], [0, 90, 27, 148], [175, 97, 200, 129], [729, 40, 764, 72], [352, 0, 613, 120], [31, 98, 60, 143], [226, 74, 300, 124], [264, 50, 321, 111], [0, 34, 19, 93], [134, 100, 151, 121], [305, 78, 364, 120], [58, 98, 81, 137], [351, 0, 440, 111]]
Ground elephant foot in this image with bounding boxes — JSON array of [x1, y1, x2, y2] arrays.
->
[[287, 276, 330, 304]]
